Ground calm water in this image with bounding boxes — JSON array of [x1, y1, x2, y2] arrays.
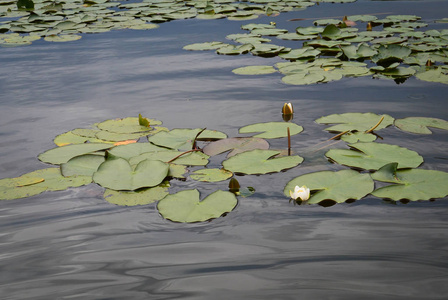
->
[[1, 0, 448, 299]]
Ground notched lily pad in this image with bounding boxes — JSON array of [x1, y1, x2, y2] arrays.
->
[[371, 163, 448, 201], [157, 189, 238, 223], [202, 137, 270, 157], [222, 149, 303, 175], [284, 169, 374, 204], [239, 122, 303, 139], [38, 143, 112, 165], [394, 117, 448, 134], [315, 113, 394, 133], [104, 185, 169, 206], [97, 117, 161, 134], [326, 142, 424, 171]]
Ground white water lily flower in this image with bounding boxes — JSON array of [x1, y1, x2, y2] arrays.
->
[[289, 185, 310, 201]]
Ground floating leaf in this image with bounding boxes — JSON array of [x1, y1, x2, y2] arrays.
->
[[232, 65, 277, 75], [371, 44, 412, 67], [394, 117, 448, 134], [282, 71, 325, 85], [190, 168, 233, 182], [93, 158, 169, 191], [157, 189, 238, 223], [103, 186, 169, 206], [326, 142, 424, 171], [284, 169, 374, 204], [222, 149, 303, 175], [239, 122, 303, 139], [415, 68, 448, 85], [97, 117, 161, 134], [61, 154, 105, 177], [107, 142, 168, 160], [38, 143, 112, 165], [129, 150, 209, 166], [44, 34, 82, 42], [95, 130, 150, 142], [183, 42, 227, 51], [315, 113, 394, 132], [202, 137, 269, 157], [148, 128, 226, 150], [341, 132, 377, 143], [371, 163, 448, 201]]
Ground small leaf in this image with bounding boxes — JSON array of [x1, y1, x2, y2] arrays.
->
[[103, 186, 169, 206], [38, 143, 112, 165], [190, 168, 233, 182]]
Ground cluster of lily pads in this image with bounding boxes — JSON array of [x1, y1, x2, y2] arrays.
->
[[184, 14, 448, 84], [1, 111, 448, 222], [0, 0, 354, 46]]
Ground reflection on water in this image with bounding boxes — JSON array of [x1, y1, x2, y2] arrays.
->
[[1, 0, 448, 299]]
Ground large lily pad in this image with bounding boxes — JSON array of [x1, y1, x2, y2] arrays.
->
[[202, 137, 270, 157], [283, 169, 374, 204], [97, 117, 161, 134], [129, 150, 209, 166], [394, 117, 448, 134], [239, 122, 303, 139], [371, 163, 448, 200], [103, 186, 169, 206], [107, 142, 168, 160], [93, 158, 169, 191], [157, 189, 238, 223], [222, 149, 303, 175], [326, 142, 424, 170], [148, 128, 226, 150], [38, 143, 112, 165], [315, 113, 394, 132]]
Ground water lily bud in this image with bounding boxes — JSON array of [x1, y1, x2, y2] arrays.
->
[[229, 178, 240, 193], [289, 185, 310, 201], [426, 59, 434, 67], [366, 22, 372, 31], [282, 102, 294, 115]]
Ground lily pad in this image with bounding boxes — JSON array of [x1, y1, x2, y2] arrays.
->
[[315, 113, 394, 133], [190, 168, 233, 182], [202, 137, 270, 157], [157, 189, 238, 223], [394, 117, 448, 134], [148, 128, 226, 150], [283, 169, 374, 204], [415, 68, 448, 85], [103, 186, 169, 206], [129, 150, 210, 166], [326, 142, 424, 171], [341, 132, 377, 143], [107, 142, 168, 160], [282, 71, 325, 85], [232, 65, 277, 75], [222, 149, 303, 175], [38, 143, 112, 165], [60, 154, 105, 177], [371, 163, 448, 201], [93, 158, 169, 191], [97, 117, 161, 134], [239, 122, 303, 139]]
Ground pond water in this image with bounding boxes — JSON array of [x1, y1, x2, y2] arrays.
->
[[1, 0, 448, 299]]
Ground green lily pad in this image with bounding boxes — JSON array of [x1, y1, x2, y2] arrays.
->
[[107, 142, 168, 160], [283, 169, 374, 204], [371, 163, 448, 201], [61, 154, 105, 177], [148, 128, 226, 150], [157, 189, 238, 223], [103, 186, 169, 206], [239, 121, 303, 139], [415, 68, 448, 85], [202, 137, 270, 157], [232, 65, 277, 75], [216, 44, 253, 55], [190, 168, 233, 182], [95, 130, 150, 142], [38, 143, 112, 165], [315, 113, 394, 132], [53, 131, 101, 146], [394, 117, 448, 134], [44, 34, 82, 42], [93, 158, 169, 191], [326, 142, 424, 171], [183, 41, 227, 51], [97, 117, 161, 134], [222, 149, 303, 175], [341, 132, 377, 143], [129, 150, 209, 166], [371, 44, 411, 67]]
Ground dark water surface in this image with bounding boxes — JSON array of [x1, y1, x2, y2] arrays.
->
[[1, 0, 448, 299]]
